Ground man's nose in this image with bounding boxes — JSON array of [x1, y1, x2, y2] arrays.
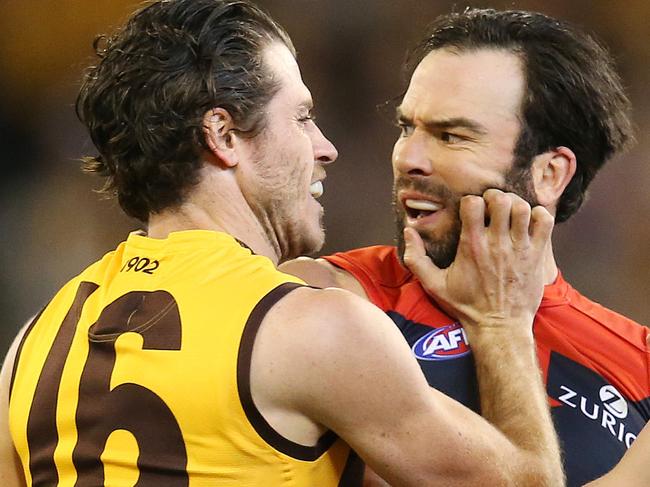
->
[[313, 125, 338, 165], [393, 131, 434, 177]]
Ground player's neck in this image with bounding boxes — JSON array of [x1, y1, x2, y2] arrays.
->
[[146, 207, 279, 264], [145, 173, 282, 265]]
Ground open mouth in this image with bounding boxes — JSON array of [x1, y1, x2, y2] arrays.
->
[[404, 198, 443, 219], [310, 181, 324, 199]]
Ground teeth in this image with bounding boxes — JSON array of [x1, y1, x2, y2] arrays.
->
[[405, 199, 442, 211], [310, 181, 323, 198]]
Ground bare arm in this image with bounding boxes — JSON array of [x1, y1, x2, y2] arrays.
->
[[584, 422, 650, 486], [403, 191, 562, 478], [0, 325, 29, 487], [258, 190, 563, 486], [279, 256, 367, 298], [256, 287, 555, 486]]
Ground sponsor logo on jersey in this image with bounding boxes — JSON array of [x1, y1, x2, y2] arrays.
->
[[557, 383, 636, 448], [412, 322, 471, 361], [599, 384, 628, 418]]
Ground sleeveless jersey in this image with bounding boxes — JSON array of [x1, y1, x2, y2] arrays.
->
[[324, 245, 650, 487], [9, 230, 357, 487]]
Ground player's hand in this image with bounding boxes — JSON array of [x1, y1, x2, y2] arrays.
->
[[403, 189, 554, 331]]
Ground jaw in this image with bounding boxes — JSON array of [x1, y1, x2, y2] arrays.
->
[[395, 206, 461, 270], [275, 198, 325, 262]]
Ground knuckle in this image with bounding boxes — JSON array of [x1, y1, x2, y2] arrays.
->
[[461, 194, 482, 207], [460, 231, 483, 255], [512, 199, 532, 217], [460, 195, 484, 216], [483, 188, 504, 199], [491, 192, 510, 207], [532, 206, 555, 226], [496, 240, 510, 253], [488, 241, 510, 259], [506, 191, 527, 204], [531, 205, 550, 218]]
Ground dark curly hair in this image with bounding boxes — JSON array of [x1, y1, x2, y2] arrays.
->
[[76, 0, 295, 222], [406, 8, 633, 223]]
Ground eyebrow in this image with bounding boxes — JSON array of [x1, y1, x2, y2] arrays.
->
[[298, 100, 314, 112], [396, 108, 488, 135]]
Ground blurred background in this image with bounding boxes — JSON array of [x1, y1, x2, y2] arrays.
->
[[1, 0, 649, 356]]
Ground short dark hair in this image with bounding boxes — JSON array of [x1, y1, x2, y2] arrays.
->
[[76, 0, 295, 222], [407, 8, 633, 222]]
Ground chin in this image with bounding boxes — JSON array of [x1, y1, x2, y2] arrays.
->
[[303, 209, 326, 253], [395, 215, 460, 270], [281, 223, 324, 262], [301, 225, 325, 255]]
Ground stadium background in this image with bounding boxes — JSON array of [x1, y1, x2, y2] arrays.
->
[[1, 0, 649, 357]]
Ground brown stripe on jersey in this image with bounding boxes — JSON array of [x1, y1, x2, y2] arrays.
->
[[26, 281, 99, 487], [9, 306, 47, 402], [338, 450, 364, 487], [237, 282, 338, 461], [234, 237, 255, 253]]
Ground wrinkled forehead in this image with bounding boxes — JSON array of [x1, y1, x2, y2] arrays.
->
[[401, 47, 525, 124]]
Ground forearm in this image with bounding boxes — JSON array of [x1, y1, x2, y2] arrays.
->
[[469, 326, 564, 486], [401, 192, 562, 484], [363, 467, 391, 487]]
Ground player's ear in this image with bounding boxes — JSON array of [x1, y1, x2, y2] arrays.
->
[[530, 146, 577, 208], [202, 108, 239, 168]]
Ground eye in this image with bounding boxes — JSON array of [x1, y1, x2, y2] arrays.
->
[[440, 131, 463, 144], [298, 113, 316, 124], [397, 122, 414, 138]]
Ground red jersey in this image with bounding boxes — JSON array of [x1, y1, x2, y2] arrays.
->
[[324, 245, 650, 487]]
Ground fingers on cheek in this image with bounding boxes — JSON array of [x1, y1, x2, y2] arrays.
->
[[530, 206, 555, 243], [487, 193, 513, 231], [460, 195, 485, 231], [510, 200, 532, 239], [459, 196, 486, 256]]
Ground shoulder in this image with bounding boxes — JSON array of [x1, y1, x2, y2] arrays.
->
[[263, 285, 389, 338], [323, 246, 412, 293], [565, 285, 647, 345], [251, 284, 415, 412], [256, 285, 407, 379], [323, 246, 402, 279], [538, 280, 650, 396], [279, 257, 368, 298], [542, 274, 647, 344], [253, 287, 428, 420]]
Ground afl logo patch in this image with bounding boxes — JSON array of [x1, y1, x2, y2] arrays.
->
[[412, 322, 471, 361]]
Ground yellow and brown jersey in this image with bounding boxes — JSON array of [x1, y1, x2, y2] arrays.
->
[[9, 230, 360, 486]]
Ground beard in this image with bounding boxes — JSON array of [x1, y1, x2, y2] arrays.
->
[[247, 135, 325, 262], [394, 165, 539, 269]]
